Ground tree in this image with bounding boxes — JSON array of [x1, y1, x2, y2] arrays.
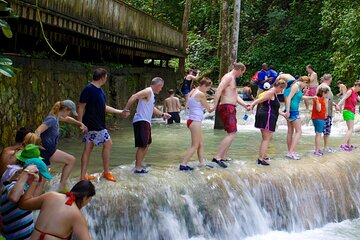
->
[[179, 0, 192, 78], [230, 0, 241, 65], [0, 0, 15, 77]]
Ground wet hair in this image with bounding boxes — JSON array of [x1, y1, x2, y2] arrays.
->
[[354, 81, 360, 87], [15, 127, 33, 143], [243, 81, 251, 87], [274, 79, 286, 88], [187, 69, 194, 74], [70, 180, 96, 207], [151, 77, 164, 85], [297, 76, 310, 84], [306, 64, 314, 70], [50, 101, 68, 115], [199, 77, 212, 87], [168, 89, 175, 95], [93, 68, 107, 81], [233, 62, 246, 71], [23, 132, 42, 145], [337, 81, 343, 85], [317, 87, 329, 97]]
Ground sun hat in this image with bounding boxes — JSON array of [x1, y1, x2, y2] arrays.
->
[[24, 158, 53, 180], [1, 165, 22, 187], [263, 82, 271, 90], [16, 144, 43, 162], [63, 99, 78, 117]]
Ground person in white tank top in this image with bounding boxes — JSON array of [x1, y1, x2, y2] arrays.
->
[[123, 77, 171, 174], [180, 78, 214, 170]]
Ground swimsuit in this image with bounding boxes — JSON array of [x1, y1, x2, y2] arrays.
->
[[255, 93, 280, 132], [35, 226, 72, 240]]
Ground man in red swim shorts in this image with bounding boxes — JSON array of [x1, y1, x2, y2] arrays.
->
[[211, 62, 250, 168]]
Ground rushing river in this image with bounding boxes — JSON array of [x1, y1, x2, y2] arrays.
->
[[52, 104, 360, 240]]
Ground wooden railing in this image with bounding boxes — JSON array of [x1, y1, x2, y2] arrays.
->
[[11, 0, 184, 57]]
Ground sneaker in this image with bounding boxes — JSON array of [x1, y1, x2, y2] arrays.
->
[[313, 150, 323, 156], [340, 145, 351, 151], [212, 158, 227, 168], [286, 152, 300, 160], [102, 172, 116, 182], [179, 165, 194, 171], [348, 145, 357, 150], [134, 169, 149, 174], [324, 147, 336, 153]]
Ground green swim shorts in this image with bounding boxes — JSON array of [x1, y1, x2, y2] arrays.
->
[[343, 110, 355, 121]]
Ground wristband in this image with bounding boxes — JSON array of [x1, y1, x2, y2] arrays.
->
[[123, 109, 130, 112]]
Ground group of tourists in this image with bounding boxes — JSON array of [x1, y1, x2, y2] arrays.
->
[[0, 63, 358, 239]]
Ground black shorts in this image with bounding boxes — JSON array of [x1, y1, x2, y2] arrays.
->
[[133, 121, 152, 148], [167, 112, 180, 124]]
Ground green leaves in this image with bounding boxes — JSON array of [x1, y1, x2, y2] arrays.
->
[[0, 57, 14, 77]]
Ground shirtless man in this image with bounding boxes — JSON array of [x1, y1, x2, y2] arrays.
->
[[0, 127, 32, 177], [211, 62, 249, 168], [164, 89, 181, 124], [305, 64, 319, 110]]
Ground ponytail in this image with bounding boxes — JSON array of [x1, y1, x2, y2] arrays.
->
[[50, 101, 66, 115]]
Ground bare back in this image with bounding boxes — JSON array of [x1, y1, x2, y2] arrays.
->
[[164, 96, 180, 112], [219, 72, 238, 105], [31, 193, 87, 240]]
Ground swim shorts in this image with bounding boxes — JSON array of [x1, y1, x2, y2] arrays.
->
[[343, 110, 355, 121], [83, 129, 111, 146], [167, 112, 180, 124], [289, 111, 300, 122], [323, 116, 332, 136], [133, 121, 152, 148], [218, 104, 237, 133], [312, 119, 325, 133]]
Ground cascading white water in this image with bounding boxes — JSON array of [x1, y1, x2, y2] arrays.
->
[[80, 151, 360, 240], [54, 100, 360, 240]]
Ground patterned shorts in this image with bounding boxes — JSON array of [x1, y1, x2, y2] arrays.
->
[[323, 116, 332, 136], [83, 129, 111, 146], [218, 104, 237, 133]]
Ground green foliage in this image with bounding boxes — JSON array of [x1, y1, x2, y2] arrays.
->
[[321, 0, 360, 82], [0, 0, 17, 78]]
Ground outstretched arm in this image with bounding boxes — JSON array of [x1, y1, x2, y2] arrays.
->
[[60, 116, 87, 133]]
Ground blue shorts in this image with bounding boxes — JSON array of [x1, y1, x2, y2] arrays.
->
[[289, 111, 300, 122], [312, 119, 325, 133], [181, 88, 191, 95]]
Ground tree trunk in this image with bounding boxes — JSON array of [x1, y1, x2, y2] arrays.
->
[[230, 0, 241, 65], [219, 0, 230, 79], [215, 0, 230, 130], [179, 0, 192, 83]]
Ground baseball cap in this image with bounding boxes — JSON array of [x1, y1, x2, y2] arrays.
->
[[63, 100, 78, 117], [263, 82, 271, 90]]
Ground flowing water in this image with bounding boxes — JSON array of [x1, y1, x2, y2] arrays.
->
[[54, 103, 360, 240]]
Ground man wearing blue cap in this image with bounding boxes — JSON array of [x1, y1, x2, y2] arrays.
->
[[0, 144, 52, 240]]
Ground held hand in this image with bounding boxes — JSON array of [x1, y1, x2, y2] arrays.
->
[[80, 123, 88, 133], [314, 96, 318, 101], [284, 112, 290, 119], [163, 113, 172, 120], [24, 165, 40, 182], [122, 110, 131, 118], [335, 105, 340, 112], [209, 106, 215, 113], [247, 105, 252, 111]]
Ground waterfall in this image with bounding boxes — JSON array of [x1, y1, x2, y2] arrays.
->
[[82, 151, 360, 240]]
